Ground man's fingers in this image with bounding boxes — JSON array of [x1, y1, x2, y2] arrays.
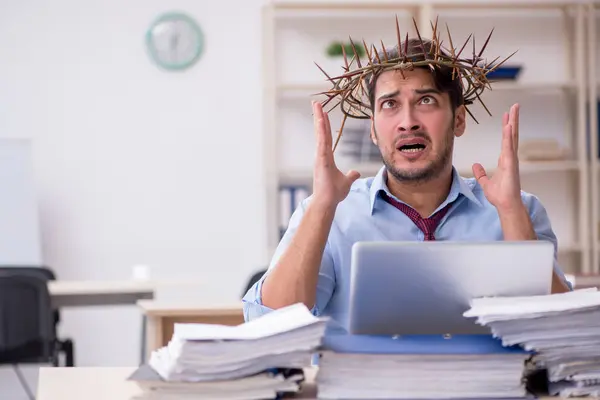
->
[[313, 101, 326, 157], [500, 121, 516, 165], [472, 163, 489, 187], [314, 101, 333, 163], [511, 103, 520, 153], [323, 108, 333, 147], [346, 169, 361, 183]]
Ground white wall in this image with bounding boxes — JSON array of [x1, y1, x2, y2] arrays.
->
[[0, 0, 268, 376]]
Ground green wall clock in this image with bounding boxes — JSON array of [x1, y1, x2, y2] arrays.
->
[[145, 12, 204, 71]]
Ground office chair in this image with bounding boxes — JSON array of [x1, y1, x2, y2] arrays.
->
[[242, 268, 267, 297], [0, 267, 75, 399]]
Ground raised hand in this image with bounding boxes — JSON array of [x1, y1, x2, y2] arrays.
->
[[472, 103, 523, 213], [312, 101, 361, 208]]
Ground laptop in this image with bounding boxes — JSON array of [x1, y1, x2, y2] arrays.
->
[[347, 241, 555, 336]]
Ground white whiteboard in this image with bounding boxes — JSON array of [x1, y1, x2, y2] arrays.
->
[[0, 139, 42, 265]]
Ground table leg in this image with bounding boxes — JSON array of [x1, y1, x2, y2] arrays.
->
[[140, 315, 147, 365], [145, 316, 162, 361]]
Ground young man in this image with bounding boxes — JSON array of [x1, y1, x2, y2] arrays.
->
[[243, 37, 571, 329]]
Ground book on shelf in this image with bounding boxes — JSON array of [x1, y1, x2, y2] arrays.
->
[[278, 184, 309, 238]]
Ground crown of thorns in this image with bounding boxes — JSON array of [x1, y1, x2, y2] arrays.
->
[[315, 16, 517, 151]]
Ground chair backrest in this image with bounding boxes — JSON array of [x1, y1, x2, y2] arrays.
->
[[0, 268, 55, 364], [0, 266, 56, 281], [243, 269, 267, 297], [0, 266, 62, 327]]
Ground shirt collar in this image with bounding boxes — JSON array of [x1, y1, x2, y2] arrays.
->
[[369, 165, 482, 215]]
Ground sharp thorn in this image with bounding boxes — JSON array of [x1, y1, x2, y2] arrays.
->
[[332, 113, 348, 152], [362, 38, 372, 67], [465, 106, 479, 124], [380, 40, 389, 62], [373, 44, 382, 64], [314, 62, 333, 82], [478, 27, 494, 60], [349, 36, 362, 68], [395, 15, 402, 57], [341, 45, 349, 72]]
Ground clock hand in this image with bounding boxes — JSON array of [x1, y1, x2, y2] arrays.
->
[[170, 32, 179, 62]]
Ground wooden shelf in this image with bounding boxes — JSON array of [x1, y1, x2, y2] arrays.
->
[[565, 273, 600, 289], [558, 243, 583, 254], [277, 82, 578, 101], [271, 1, 581, 11], [460, 160, 581, 175], [280, 160, 580, 185], [280, 163, 383, 184], [274, 8, 417, 19]]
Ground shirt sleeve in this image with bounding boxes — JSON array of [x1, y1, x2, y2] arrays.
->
[[523, 192, 573, 291], [242, 196, 337, 321]]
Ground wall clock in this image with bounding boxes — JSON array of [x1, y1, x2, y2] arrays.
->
[[145, 12, 204, 71]]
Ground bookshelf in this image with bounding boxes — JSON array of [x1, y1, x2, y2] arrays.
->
[[261, 1, 595, 275]]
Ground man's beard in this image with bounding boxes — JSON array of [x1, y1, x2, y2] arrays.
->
[[379, 130, 453, 183]]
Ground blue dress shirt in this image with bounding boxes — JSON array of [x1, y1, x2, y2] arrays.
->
[[242, 166, 572, 332]]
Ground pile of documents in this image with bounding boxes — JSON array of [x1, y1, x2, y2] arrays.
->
[[128, 303, 328, 399], [464, 288, 600, 397], [315, 333, 531, 399]]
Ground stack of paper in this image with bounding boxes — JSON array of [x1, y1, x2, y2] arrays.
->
[[128, 303, 329, 399], [128, 364, 305, 400], [316, 334, 531, 399], [463, 288, 600, 397]]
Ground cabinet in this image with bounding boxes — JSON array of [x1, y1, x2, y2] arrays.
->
[[262, 0, 595, 276]]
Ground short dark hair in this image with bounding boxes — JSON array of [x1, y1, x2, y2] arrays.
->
[[366, 38, 465, 114]]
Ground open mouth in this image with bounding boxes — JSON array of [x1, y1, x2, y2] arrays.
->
[[399, 143, 427, 153]]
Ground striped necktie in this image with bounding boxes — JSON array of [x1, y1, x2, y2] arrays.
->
[[380, 192, 453, 241]]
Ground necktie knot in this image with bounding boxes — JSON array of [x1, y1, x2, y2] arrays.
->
[[380, 192, 452, 241]]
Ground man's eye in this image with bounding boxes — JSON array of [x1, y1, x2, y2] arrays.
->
[[382, 100, 395, 108], [420, 96, 436, 104]]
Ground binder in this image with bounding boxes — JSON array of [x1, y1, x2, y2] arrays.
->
[[278, 185, 310, 239], [316, 334, 531, 399], [319, 334, 530, 355]]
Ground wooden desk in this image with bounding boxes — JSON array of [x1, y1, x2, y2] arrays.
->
[[137, 300, 245, 358], [37, 367, 141, 400], [568, 274, 600, 289], [48, 280, 155, 307], [36, 367, 317, 400], [37, 366, 571, 400]]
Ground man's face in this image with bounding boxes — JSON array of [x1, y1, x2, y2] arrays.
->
[[370, 68, 466, 183]]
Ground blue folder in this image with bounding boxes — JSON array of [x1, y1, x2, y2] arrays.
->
[[320, 334, 529, 355]]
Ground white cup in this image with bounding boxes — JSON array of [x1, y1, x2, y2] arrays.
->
[[131, 264, 151, 281]]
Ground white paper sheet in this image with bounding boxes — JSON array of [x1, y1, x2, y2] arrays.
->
[[173, 302, 327, 341], [464, 288, 600, 397], [144, 303, 327, 384]]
